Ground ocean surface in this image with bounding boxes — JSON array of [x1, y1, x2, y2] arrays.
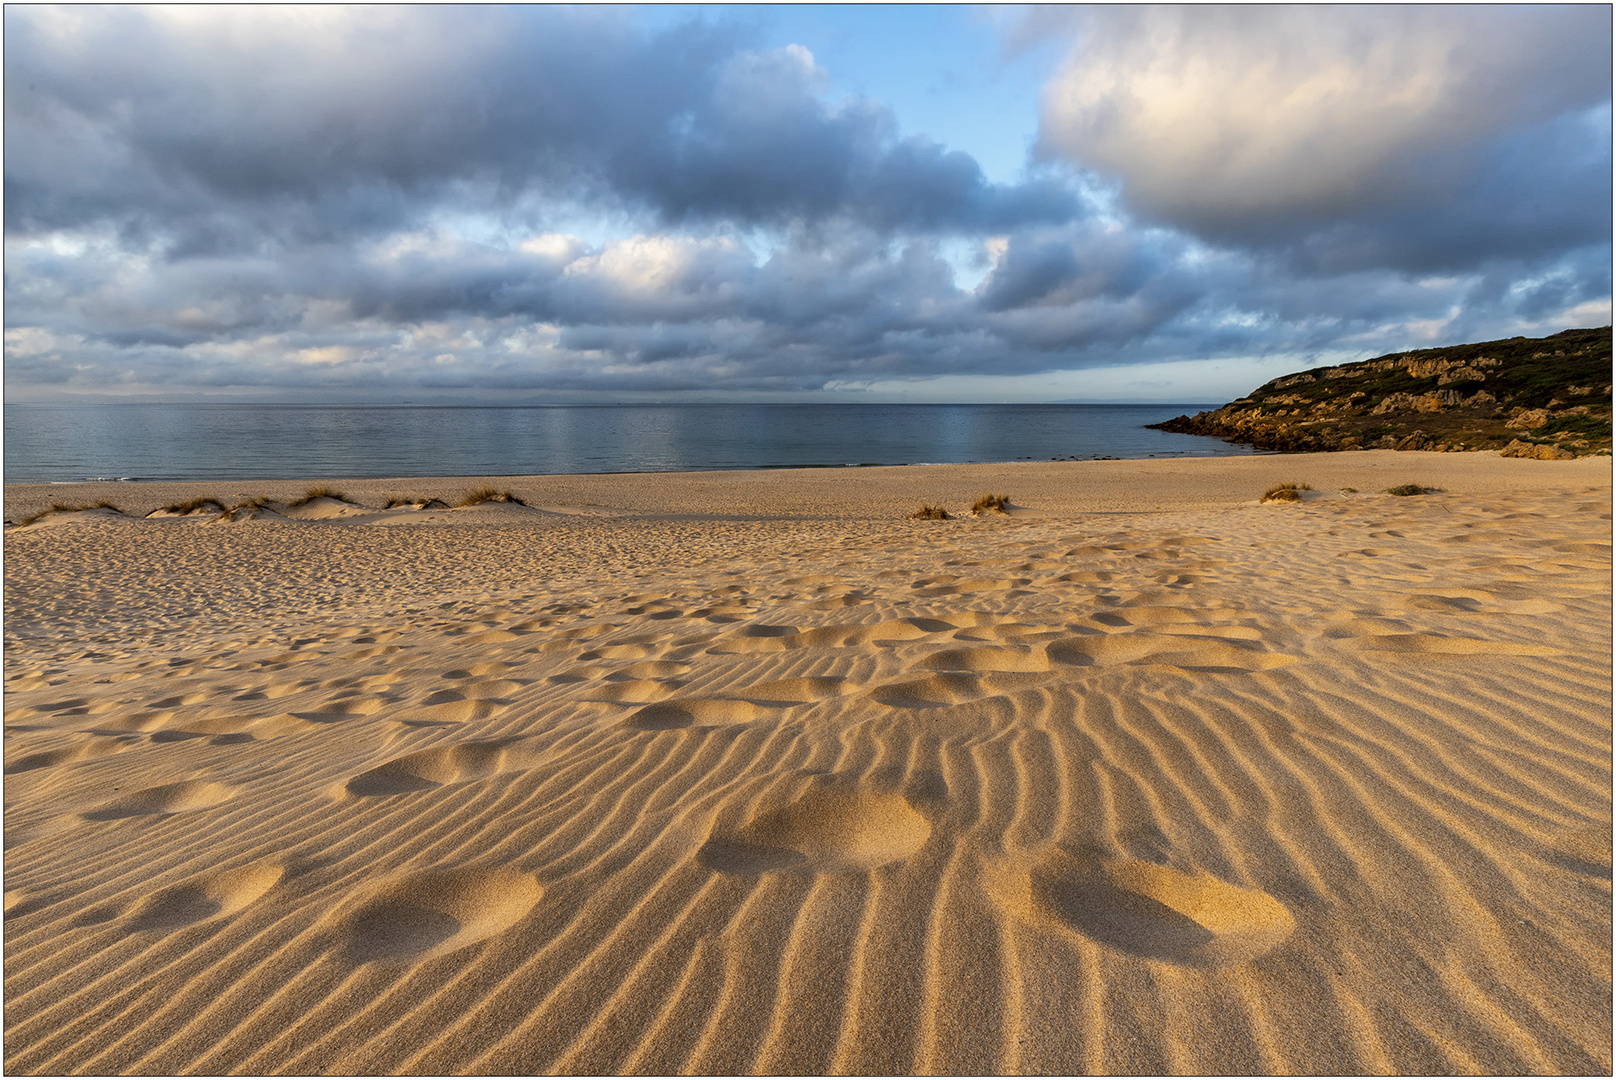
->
[[3, 402, 1253, 484]]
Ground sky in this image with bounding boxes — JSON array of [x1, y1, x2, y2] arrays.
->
[[4, 4, 1611, 404]]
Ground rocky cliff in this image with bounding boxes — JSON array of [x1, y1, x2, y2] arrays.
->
[[1150, 327, 1612, 457]]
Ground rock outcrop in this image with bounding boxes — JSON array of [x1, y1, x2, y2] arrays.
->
[[1150, 327, 1611, 455]]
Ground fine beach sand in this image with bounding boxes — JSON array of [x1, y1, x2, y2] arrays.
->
[[4, 450, 1611, 1074]]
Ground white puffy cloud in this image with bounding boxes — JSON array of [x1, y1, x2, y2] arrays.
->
[[1037, 6, 1611, 264]]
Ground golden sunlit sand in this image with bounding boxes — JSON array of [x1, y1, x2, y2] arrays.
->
[[4, 451, 1611, 1073]]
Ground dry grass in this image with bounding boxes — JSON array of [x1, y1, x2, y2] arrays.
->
[[1261, 482, 1313, 503], [154, 496, 227, 517], [384, 496, 450, 510], [908, 505, 951, 520], [1384, 483, 1441, 496], [14, 500, 125, 527], [287, 485, 354, 509], [218, 495, 274, 522], [457, 486, 528, 507], [970, 493, 1010, 516]]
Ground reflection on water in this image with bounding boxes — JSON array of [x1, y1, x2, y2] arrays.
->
[[4, 402, 1251, 483]]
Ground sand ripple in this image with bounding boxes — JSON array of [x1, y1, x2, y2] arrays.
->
[[3, 463, 1608, 1074]]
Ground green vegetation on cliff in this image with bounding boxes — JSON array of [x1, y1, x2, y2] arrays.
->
[[1150, 327, 1612, 456]]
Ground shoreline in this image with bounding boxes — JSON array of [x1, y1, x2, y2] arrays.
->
[[3, 446, 1266, 491], [6, 448, 1609, 524]]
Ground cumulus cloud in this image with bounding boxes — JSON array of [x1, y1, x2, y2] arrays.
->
[[1037, 5, 1611, 268], [3, 6, 1076, 248], [3, 6, 1609, 401]]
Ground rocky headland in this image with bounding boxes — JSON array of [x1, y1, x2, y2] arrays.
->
[[1151, 326, 1612, 457]]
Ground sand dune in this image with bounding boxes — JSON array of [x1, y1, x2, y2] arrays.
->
[[4, 452, 1610, 1073]]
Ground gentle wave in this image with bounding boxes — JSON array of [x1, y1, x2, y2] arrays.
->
[[5, 402, 1246, 483]]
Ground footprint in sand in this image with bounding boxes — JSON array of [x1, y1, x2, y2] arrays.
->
[[83, 711, 175, 735], [391, 679, 518, 725], [5, 736, 130, 774], [703, 624, 799, 654], [1346, 633, 1561, 657], [440, 662, 523, 679], [146, 692, 209, 709], [290, 696, 391, 723], [699, 784, 931, 874], [392, 699, 504, 726], [608, 661, 691, 679], [576, 642, 661, 661], [588, 679, 684, 704], [707, 618, 942, 655], [1096, 605, 1241, 627], [81, 779, 235, 821], [915, 645, 1051, 673], [142, 713, 279, 745], [732, 676, 849, 705], [532, 623, 623, 654], [867, 670, 1044, 708], [341, 739, 533, 796], [336, 868, 543, 963], [422, 678, 525, 702], [1397, 593, 1486, 613], [127, 863, 284, 931], [993, 850, 1295, 969], [1054, 570, 1116, 583], [948, 621, 1059, 643], [624, 698, 766, 731], [1046, 633, 1295, 673]]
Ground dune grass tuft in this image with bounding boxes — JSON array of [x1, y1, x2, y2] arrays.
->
[[970, 493, 1010, 516], [457, 486, 528, 507], [156, 496, 227, 517], [1261, 482, 1313, 503], [1383, 483, 1441, 496], [908, 505, 951, 520], [384, 496, 450, 510], [15, 500, 125, 526], [288, 485, 354, 509], [218, 495, 273, 521]]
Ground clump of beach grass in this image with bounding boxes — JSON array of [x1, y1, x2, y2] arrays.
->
[[970, 493, 1011, 516], [217, 495, 274, 521], [153, 496, 227, 517], [1339, 487, 1358, 494], [909, 505, 950, 520], [1384, 483, 1441, 497], [14, 500, 125, 527], [457, 486, 528, 507], [288, 485, 355, 509], [1261, 482, 1312, 503], [384, 496, 450, 510]]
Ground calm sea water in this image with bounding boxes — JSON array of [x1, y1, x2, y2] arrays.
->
[[3, 403, 1251, 484]]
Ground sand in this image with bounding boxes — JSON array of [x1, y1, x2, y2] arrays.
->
[[4, 449, 1611, 1074]]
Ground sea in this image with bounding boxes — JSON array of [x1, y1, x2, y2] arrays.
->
[[2, 402, 1253, 485]]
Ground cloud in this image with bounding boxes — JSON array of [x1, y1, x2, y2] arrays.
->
[[3, 6, 1609, 402], [3, 6, 1076, 248], [1036, 6, 1612, 269]]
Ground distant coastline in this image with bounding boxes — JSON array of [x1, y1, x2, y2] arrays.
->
[[1151, 327, 1612, 458]]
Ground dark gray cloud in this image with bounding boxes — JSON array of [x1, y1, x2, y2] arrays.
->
[[3, 6, 1609, 401], [3, 6, 1075, 248]]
